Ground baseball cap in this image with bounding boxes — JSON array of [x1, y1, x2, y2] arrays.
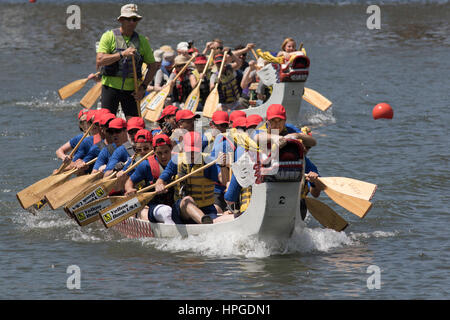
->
[[246, 114, 263, 128], [177, 41, 189, 51], [232, 116, 247, 129], [99, 113, 116, 127], [86, 109, 97, 122], [108, 118, 127, 129], [152, 133, 172, 148], [127, 117, 145, 131], [78, 109, 89, 121], [134, 129, 153, 143], [176, 109, 200, 122], [214, 54, 224, 64], [157, 105, 178, 122], [266, 104, 286, 120], [212, 110, 229, 125], [194, 55, 207, 65], [183, 131, 202, 153], [230, 110, 246, 122]]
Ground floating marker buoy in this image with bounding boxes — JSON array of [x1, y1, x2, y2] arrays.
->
[[373, 103, 393, 120], [29, 0, 36, 3]]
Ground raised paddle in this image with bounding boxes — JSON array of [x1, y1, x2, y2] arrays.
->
[[131, 55, 142, 117], [202, 51, 228, 118], [80, 81, 102, 109], [99, 157, 220, 228], [184, 49, 215, 113], [144, 53, 198, 122], [306, 197, 348, 232], [63, 150, 154, 222], [58, 72, 100, 100], [16, 123, 95, 210], [317, 177, 373, 218], [318, 177, 377, 201], [140, 91, 156, 118]]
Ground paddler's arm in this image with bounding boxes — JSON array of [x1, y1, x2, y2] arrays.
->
[[56, 141, 73, 163], [154, 158, 178, 194]]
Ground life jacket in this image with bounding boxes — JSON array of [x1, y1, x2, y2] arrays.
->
[[192, 69, 210, 103], [122, 141, 135, 157], [175, 153, 215, 208], [217, 65, 240, 104], [239, 186, 252, 213], [93, 134, 102, 145], [148, 155, 162, 182], [146, 155, 174, 206], [171, 70, 192, 103], [101, 28, 143, 89]]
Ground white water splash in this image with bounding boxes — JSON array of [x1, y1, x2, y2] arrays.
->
[[15, 91, 80, 111]]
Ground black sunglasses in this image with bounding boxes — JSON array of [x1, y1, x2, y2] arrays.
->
[[123, 17, 140, 22], [216, 46, 224, 50], [106, 128, 123, 134]]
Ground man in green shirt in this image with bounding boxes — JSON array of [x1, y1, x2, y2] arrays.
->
[[96, 4, 158, 118]]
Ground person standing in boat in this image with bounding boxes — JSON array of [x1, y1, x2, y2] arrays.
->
[[154, 131, 228, 224], [96, 4, 158, 118], [124, 134, 176, 224]]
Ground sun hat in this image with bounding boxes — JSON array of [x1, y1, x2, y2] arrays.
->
[[177, 42, 189, 52], [117, 3, 142, 21], [174, 55, 189, 66], [153, 49, 164, 63], [212, 110, 229, 125], [162, 51, 175, 62], [160, 45, 174, 53], [266, 104, 286, 120]]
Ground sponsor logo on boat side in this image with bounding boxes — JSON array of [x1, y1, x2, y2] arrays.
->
[[69, 187, 106, 213], [101, 197, 141, 224]]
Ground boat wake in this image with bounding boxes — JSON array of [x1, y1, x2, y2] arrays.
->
[[15, 91, 81, 112]]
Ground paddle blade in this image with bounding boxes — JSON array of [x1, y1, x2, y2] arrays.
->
[[143, 87, 170, 122], [322, 186, 373, 218], [72, 195, 126, 226], [45, 172, 103, 210], [58, 78, 89, 100], [99, 192, 155, 228], [319, 177, 377, 201], [184, 86, 201, 112], [80, 81, 102, 109], [140, 91, 156, 115], [306, 197, 348, 232], [303, 87, 332, 112], [202, 87, 219, 118], [16, 171, 73, 209]]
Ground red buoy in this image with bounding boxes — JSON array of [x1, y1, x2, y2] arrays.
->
[[29, 0, 36, 3], [373, 103, 393, 120]]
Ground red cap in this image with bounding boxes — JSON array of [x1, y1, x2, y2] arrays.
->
[[246, 114, 263, 128], [86, 110, 97, 122], [152, 133, 172, 148], [212, 110, 229, 125], [230, 110, 246, 122], [99, 113, 116, 126], [266, 104, 286, 120], [127, 117, 145, 131], [134, 129, 153, 143], [194, 55, 207, 65], [157, 105, 178, 122], [176, 109, 200, 122], [232, 117, 247, 128], [183, 131, 202, 152], [214, 54, 224, 64], [96, 108, 112, 116], [78, 109, 89, 120], [108, 118, 127, 129]]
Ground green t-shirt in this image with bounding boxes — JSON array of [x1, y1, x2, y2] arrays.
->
[[97, 29, 155, 91]]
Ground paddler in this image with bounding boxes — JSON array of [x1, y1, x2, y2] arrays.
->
[[124, 134, 176, 224], [96, 3, 158, 118], [154, 131, 228, 224]]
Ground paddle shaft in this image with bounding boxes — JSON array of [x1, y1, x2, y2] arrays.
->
[[131, 55, 141, 117], [185, 50, 215, 112]]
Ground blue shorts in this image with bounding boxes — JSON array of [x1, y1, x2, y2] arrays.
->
[[172, 199, 217, 224]]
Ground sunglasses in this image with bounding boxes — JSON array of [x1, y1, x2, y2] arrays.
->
[[216, 46, 224, 50], [123, 17, 140, 22], [106, 128, 123, 134]]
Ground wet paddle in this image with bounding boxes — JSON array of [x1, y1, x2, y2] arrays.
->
[[202, 51, 228, 118], [144, 53, 198, 122], [58, 72, 100, 100], [302, 88, 333, 112], [63, 150, 154, 223], [306, 197, 348, 232], [99, 158, 220, 228], [16, 123, 95, 209], [184, 50, 215, 113], [318, 177, 377, 201], [131, 55, 142, 117], [80, 81, 102, 109]]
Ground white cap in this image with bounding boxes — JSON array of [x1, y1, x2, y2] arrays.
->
[[177, 41, 189, 51]]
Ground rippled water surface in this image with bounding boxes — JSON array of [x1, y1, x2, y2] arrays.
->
[[0, 0, 449, 300]]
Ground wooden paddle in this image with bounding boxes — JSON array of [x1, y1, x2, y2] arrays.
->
[[317, 177, 373, 218], [306, 197, 348, 232], [140, 91, 156, 118], [58, 72, 100, 100], [63, 150, 154, 223], [16, 123, 95, 209], [99, 157, 220, 228], [302, 88, 333, 112], [318, 177, 377, 201], [202, 51, 228, 118], [80, 81, 102, 109], [144, 53, 198, 122], [131, 55, 142, 117], [184, 50, 215, 113]]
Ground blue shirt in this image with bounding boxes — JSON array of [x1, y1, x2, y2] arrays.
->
[[105, 145, 132, 172], [159, 154, 219, 184], [93, 143, 116, 171], [69, 133, 84, 149], [72, 136, 94, 162]]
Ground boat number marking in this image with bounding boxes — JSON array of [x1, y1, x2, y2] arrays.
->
[[279, 196, 286, 205]]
